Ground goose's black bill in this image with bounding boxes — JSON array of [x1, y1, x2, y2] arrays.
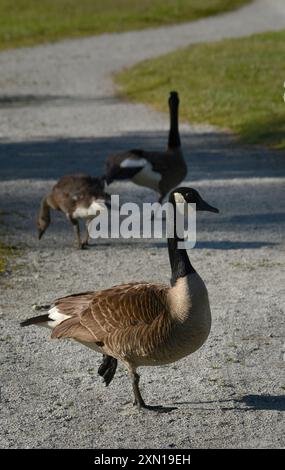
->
[[199, 199, 219, 213]]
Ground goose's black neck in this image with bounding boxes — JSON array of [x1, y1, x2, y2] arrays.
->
[[167, 195, 195, 286], [168, 101, 181, 149]]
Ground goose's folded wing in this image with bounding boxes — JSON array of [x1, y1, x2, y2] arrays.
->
[[51, 292, 100, 341], [51, 283, 169, 343], [54, 175, 104, 200], [105, 150, 150, 183], [54, 291, 95, 316]]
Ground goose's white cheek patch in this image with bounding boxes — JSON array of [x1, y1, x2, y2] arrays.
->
[[174, 192, 186, 204]]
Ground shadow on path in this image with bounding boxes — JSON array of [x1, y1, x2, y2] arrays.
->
[[0, 94, 121, 109], [195, 241, 276, 250], [174, 394, 285, 412], [0, 131, 284, 182]]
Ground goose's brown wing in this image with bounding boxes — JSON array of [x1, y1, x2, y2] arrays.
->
[[54, 291, 95, 316], [53, 174, 105, 200], [51, 283, 169, 348]]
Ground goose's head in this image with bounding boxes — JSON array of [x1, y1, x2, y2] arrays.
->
[[169, 90, 179, 108], [171, 187, 219, 213]]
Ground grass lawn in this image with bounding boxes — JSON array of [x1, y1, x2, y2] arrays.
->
[[0, 240, 16, 275], [0, 0, 252, 50], [116, 30, 285, 149], [0, 212, 20, 275]]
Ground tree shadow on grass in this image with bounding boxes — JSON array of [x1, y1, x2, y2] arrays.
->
[[239, 114, 285, 150]]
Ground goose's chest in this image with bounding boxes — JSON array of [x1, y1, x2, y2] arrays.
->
[[164, 275, 211, 359], [136, 275, 211, 366], [131, 163, 161, 190]]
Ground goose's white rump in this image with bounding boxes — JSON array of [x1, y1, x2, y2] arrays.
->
[[46, 307, 71, 329], [72, 200, 108, 219]]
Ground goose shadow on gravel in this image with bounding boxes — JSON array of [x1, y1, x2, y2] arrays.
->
[[174, 394, 285, 412]]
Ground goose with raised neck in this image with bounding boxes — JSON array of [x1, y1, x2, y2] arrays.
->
[[104, 91, 187, 203], [22, 187, 219, 412]]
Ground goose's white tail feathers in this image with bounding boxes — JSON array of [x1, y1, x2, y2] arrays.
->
[[47, 307, 71, 329], [20, 307, 71, 330]]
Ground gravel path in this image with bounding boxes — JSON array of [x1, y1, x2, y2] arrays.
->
[[0, 0, 285, 449]]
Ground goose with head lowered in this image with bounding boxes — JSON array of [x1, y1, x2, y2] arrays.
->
[[104, 91, 187, 203], [22, 187, 219, 412], [37, 174, 110, 249]]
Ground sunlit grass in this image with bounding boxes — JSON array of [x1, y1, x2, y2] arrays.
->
[[0, 240, 17, 274], [0, 212, 20, 275], [116, 30, 285, 149], [0, 0, 251, 50]]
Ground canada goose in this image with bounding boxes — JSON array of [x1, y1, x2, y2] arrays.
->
[[22, 187, 219, 411], [37, 174, 110, 249], [104, 91, 187, 203]]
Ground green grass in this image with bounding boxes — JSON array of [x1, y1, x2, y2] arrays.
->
[[0, 212, 20, 275], [0, 0, 251, 50], [116, 30, 285, 149], [0, 240, 17, 274]]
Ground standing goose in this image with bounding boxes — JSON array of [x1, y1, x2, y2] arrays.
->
[[37, 174, 110, 249], [22, 187, 219, 411], [104, 91, 187, 203]]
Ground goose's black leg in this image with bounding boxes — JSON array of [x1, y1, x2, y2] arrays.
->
[[152, 193, 167, 220], [98, 355, 117, 386], [69, 217, 85, 249], [81, 219, 91, 248], [131, 371, 177, 413], [132, 372, 147, 409], [151, 193, 166, 221]]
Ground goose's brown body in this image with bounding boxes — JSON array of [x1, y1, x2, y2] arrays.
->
[[45, 174, 107, 216], [37, 174, 110, 248], [51, 273, 211, 368], [24, 186, 218, 411]]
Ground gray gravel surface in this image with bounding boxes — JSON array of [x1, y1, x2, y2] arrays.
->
[[0, 0, 285, 449]]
